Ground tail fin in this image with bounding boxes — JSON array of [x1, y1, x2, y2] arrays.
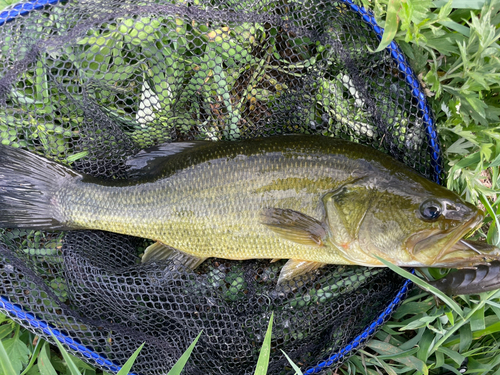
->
[[0, 145, 80, 229]]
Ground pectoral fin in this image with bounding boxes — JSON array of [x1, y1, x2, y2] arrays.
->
[[260, 208, 327, 247], [278, 259, 325, 285], [142, 241, 207, 270]]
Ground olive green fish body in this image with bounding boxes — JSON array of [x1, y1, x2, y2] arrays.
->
[[1, 136, 499, 283], [57, 137, 364, 264]]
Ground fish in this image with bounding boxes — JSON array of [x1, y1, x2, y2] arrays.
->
[[0, 135, 498, 284]]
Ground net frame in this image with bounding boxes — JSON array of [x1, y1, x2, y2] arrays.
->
[[0, 0, 442, 373]]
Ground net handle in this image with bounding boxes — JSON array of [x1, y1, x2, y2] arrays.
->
[[0, 0, 441, 373]]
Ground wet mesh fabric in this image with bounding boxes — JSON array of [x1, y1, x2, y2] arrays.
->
[[0, 0, 441, 373]]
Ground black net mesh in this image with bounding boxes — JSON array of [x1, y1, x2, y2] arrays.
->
[[0, 0, 441, 373]]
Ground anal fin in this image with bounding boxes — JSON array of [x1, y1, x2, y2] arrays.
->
[[142, 241, 207, 270], [278, 259, 326, 285]]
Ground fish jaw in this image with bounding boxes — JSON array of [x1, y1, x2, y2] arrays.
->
[[405, 211, 500, 268]]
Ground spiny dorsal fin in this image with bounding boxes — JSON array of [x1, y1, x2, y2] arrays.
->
[[278, 259, 325, 285], [142, 241, 207, 270], [260, 208, 327, 247], [126, 141, 210, 177]]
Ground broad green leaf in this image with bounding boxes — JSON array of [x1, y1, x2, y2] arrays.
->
[[437, 20, 470, 37], [25, 364, 40, 375], [470, 305, 485, 331], [280, 350, 303, 375], [373, 0, 401, 53], [416, 329, 435, 362], [254, 312, 273, 375], [116, 343, 144, 375], [0, 323, 14, 340], [464, 95, 487, 119], [452, 151, 481, 170], [38, 342, 57, 375], [373, 256, 464, 318], [459, 323, 472, 352], [446, 320, 500, 345], [20, 339, 43, 375], [446, 138, 475, 155], [167, 332, 202, 375], [0, 338, 18, 375], [3, 337, 30, 374]]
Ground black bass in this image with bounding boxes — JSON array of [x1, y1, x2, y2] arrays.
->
[[0, 136, 498, 284]]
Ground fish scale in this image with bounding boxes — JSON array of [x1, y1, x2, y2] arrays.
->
[[1, 135, 499, 283]]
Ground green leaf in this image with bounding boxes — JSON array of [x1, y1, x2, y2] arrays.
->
[[366, 340, 428, 374], [373, 0, 401, 53], [479, 194, 500, 247], [459, 323, 472, 352], [280, 350, 303, 375], [167, 332, 202, 375], [116, 343, 144, 375], [432, 0, 485, 8], [254, 312, 273, 375], [438, 19, 471, 37], [20, 339, 43, 375], [446, 319, 500, 345], [373, 256, 464, 318], [416, 329, 435, 362], [464, 95, 487, 119], [437, 346, 465, 366], [470, 304, 485, 331], [0, 323, 14, 340], [446, 138, 475, 155], [3, 337, 31, 374], [399, 316, 437, 331], [0, 338, 18, 375], [38, 342, 57, 375], [48, 332, 82, 375]]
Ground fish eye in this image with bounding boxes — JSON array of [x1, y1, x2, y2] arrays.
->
[[419, 199, 442, 221]]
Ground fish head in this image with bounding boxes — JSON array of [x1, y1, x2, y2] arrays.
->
[[404, 195, 500, 267], [353, 183, 500, 268]]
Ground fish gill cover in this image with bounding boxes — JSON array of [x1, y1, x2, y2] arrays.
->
[[0, 0, 441, 374]]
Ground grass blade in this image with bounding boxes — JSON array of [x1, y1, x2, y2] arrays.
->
[[116, 343, 144, 375], [38, 342, 58, 375], [280, 350, 303, 375], [48, 330, 82, 375], [373, 0, 401, 52], [20, 338, 43, 375], [167, 331, 203, 375], [0, 338, 17, 375], [373, 256, 464, 318], [254, 312, 274, 375], [479, 193, 500, 247]]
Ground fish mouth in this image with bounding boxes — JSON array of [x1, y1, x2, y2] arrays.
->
[[407, 212, 500, 267]]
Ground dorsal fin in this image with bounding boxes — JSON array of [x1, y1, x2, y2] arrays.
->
[[125, 141, 211, 178]]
